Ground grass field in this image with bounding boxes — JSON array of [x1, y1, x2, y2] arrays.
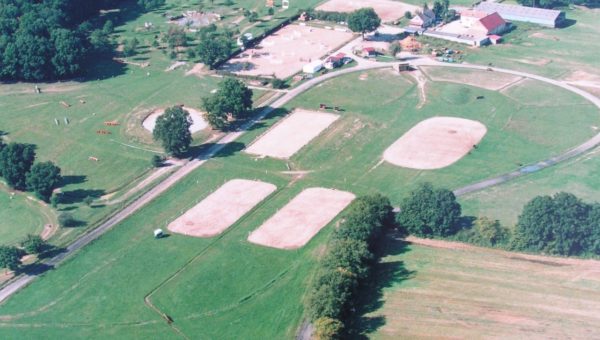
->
[[362, 236, 600, 339], [460, 147, 600, 227], [0, 0, 286, 247], [1, 64, 598, 337], [464, 7, 600, 79], [281, 67, 599, 203], [0, 184, 55, 246]]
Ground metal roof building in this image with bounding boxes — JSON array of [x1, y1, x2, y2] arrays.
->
[[475, 2, 565, 27]]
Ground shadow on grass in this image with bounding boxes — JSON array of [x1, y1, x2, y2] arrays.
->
[[185, 141, 246, 160], [37, 246, 67, 260], [61, 175, 87, 186], [60, 189, 106, 205], [18, 262, 54, 276], [346, 232, 416, 339]]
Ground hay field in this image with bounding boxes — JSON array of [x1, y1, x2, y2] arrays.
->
[[362, 236, 600, 339]]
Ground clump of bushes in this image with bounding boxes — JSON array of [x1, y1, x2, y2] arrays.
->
[[306, 194, 394, 339]]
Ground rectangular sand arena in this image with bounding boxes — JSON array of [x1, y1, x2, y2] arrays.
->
[[248, 188, 356, 249], [168, 179, 277, 237], [245, 109, 340, 159], [317, 0, 419, 23], [220, 24, 353, 79], [383, 117, 487, 170]]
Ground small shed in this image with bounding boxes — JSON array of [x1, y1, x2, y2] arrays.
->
[[303, 60, 323, 74], [154, 229, 164, 238], [362, 47, 377, 57]]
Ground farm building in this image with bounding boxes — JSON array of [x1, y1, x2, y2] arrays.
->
[[460, 10, 510, 35], [362, 47, 378, 57], [324, 53, 347, 69], [474, 2, 565, 27], [410, 9, 436, 28]]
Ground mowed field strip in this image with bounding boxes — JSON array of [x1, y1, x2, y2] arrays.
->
[[248, 188, 355, 249], [220, 24, 353, 79], [368, 237, 600, 339], [245, 109, 340, 159], [168, 179, 276, 237], [383, 117, 487, 170], [316, 0, 419, 22]]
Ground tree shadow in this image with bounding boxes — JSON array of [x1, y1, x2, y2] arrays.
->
[[558, 18, 577, 28], [18, 262, 54, 276], [244, 107, 290, 132], [61, 175, 87, 186], [37, 246, 67, 260], [456, 215, 476, 232], [346, 232, 416, 339], [186, 141, 246, 160], [59, 189, 105, 204]]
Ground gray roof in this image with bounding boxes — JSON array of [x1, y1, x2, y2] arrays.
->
[[475, 2, 563, 21]]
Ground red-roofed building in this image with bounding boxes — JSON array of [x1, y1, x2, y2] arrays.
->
[[461, 10, 509, 35], [324, 53, 347, 69]]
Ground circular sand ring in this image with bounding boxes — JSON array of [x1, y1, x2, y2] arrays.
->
[[142, 106, 208, 134]]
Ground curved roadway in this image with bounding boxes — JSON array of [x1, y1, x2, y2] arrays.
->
[[1, 56, 600, 305]]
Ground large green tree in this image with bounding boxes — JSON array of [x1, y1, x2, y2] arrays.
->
[[347, 8, 381, 38], [196, 33, 233, 69], [397, 182, 461, 237], [202, 78, 253, 130], [21, 234, 47, 255], [26, 161, 63, 202], [153, 106, 193, 157], [0, 142, 36, 190], [0, 0, 125, 81], [0, 246, 22, 272], [513, 192, 592, 256]]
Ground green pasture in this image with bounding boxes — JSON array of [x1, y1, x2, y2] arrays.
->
[[0, 149, 328, 339], [0, 65, 598, 337], [465, 8, 600, 79], [460, 147, 600, 227], [279, 67, 599, 203], [0, 184, 55, 246], [363, 238, 600, 338]]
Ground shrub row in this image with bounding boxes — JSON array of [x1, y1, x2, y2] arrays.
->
[[306, 194, 394, 339]]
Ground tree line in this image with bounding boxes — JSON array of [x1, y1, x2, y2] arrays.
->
[[397, 182, 600, 257], [0, 137, 62, 202], [0, 0, 130, 81], [306, 194, 394, 339]]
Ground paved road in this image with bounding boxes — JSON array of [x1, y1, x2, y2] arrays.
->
[[2, 56, 600, 305]]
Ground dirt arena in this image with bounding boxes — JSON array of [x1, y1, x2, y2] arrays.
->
[[143, 106, 208, 133], [245, 109, 340, 159], [220, 24, 353, 79], [168, 179, 277, 237], [248, 188, 355, 249], [317, 0, 419, 22], [383, 117, 487, 170]]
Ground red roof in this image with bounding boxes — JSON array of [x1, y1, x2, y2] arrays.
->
[[489, 34, 502, 40], [479, 12, 506, 32], [363, 47, 375, 52]]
